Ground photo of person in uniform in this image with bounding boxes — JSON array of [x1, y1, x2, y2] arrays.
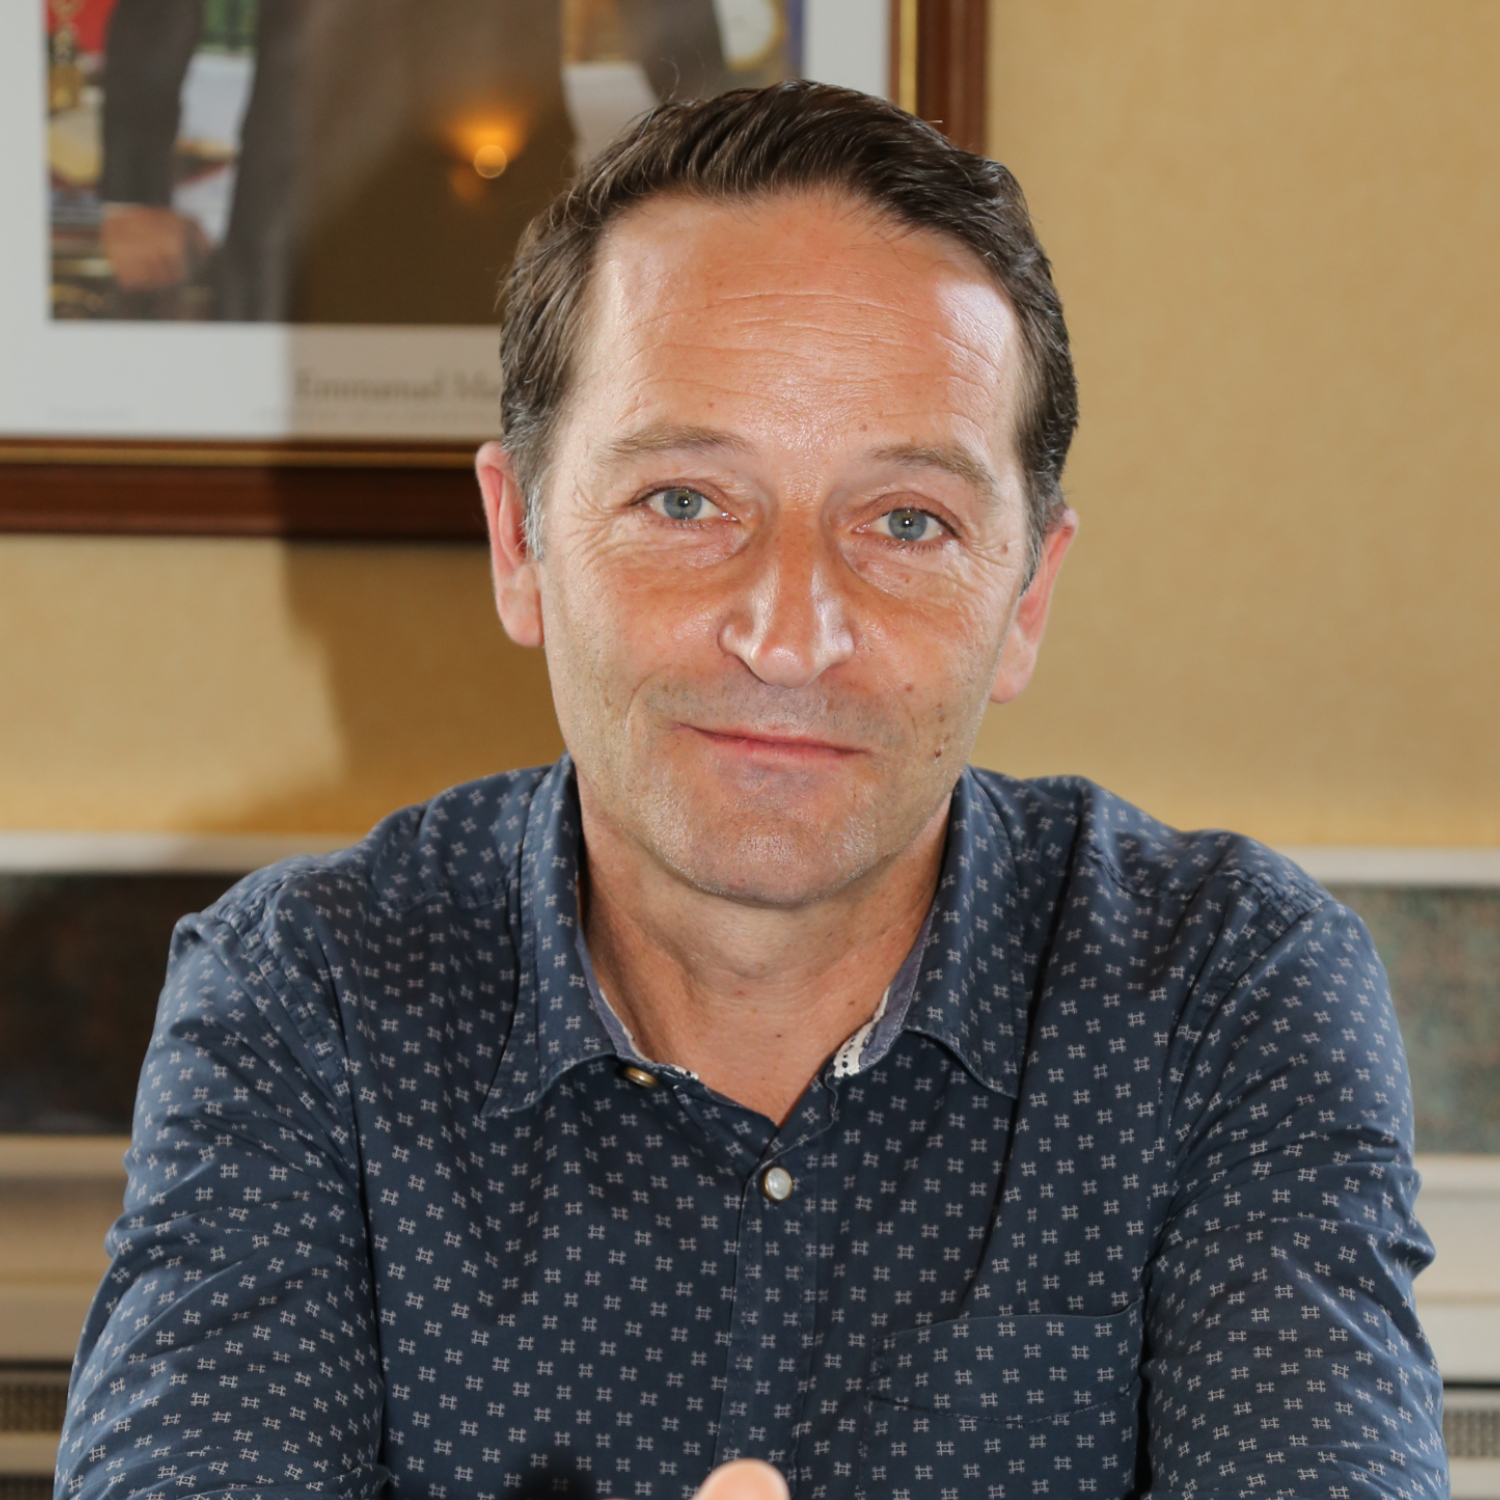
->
[[44, 0, 793, 322]]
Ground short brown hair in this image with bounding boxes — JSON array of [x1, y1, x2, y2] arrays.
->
[[499, 81, 1077, 571]]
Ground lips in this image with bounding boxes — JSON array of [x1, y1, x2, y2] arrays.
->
[[641, 680, 894, 758], [687, 725, 859, 757]]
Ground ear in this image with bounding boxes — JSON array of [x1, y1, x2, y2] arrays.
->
[[476, 441, 544, 648], [988, 508, 1078, 705]]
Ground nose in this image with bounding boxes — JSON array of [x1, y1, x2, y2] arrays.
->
[[717, 520, 855, 688]]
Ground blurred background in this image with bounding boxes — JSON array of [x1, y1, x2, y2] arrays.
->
[[7, 0, 1495, 843], [1, 2, 1498, 1495], [6, 0, 1495, 843]]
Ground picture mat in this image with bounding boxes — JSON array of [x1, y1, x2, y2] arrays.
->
[[1, 0, 889, 442]]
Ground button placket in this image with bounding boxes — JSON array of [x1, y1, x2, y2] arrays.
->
[[712, 1087, 837, 1482]]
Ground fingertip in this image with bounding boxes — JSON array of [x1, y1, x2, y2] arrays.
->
[[693, 1458, 790, 1500]]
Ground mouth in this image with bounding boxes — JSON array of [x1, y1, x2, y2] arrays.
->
[[684, 725, 861, 761]]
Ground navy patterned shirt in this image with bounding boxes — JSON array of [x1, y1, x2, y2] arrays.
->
[[58, 759, 1446, 1500]]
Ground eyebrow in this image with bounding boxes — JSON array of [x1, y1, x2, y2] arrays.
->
[[867, 441, 1002, 502], [598, 424, 755, 465], [598, 426, 1002, 502]]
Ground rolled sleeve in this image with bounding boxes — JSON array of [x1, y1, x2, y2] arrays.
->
[[57, 899, 385, 1500], [1146, 898, 1447, 1500]]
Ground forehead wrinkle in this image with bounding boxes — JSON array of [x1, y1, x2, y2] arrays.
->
[[617, 295, 1017, 395], [687, 281, 928, 312], [605, 243, 1015, 354], [587, 210, 1026, 472], [646, 289, 965, 336], [614, 262, 974, 324], [598, 362, 1011, 469], [617, 307, 937, 359], [611, 315, 996, 385]]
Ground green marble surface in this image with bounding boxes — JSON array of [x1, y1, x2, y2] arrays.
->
[[1330, 885, 1500, 1155], [0, 872, 236, 1132]]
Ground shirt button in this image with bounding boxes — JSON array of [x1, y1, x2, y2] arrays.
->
[[760, 1165, 794, 1203], [621, 1065, 659, 1089]]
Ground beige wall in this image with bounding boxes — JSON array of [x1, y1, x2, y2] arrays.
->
[[974, 0, 1500, 844], [3, 0, 1497, 843], [0, 536, 560, 833]]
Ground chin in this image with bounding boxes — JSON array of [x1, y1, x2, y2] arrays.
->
[[579, 742, 949, 906], [665, 855, 864, 909], [651, 813, 885, 908]]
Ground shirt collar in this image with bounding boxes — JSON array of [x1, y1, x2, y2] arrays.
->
[[895, 767, 1026, 1096], [481, 760, 1025, 1117], [483, 757, 618, 1117]]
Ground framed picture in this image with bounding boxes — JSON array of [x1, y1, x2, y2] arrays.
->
[[0, 0, 985, 537]]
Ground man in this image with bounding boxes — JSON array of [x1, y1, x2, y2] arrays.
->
[[58, 85, 1446, 1500]]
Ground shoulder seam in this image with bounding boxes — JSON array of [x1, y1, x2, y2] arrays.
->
[[195, 901, 360, 1136]]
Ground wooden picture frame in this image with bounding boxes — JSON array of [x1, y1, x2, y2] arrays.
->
[[893, 0, 987, 155], [0, 438, 484, 540], [1, 0, 986, 541]]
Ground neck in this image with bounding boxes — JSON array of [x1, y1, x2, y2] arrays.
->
[[579, 783, 948, 1126]]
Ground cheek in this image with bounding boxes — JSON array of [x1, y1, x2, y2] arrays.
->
[[542, 547, 724, 706], [861, 578, 1012, 701]]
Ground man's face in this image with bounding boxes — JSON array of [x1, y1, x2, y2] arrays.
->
[[486, 191, 1070, 907]]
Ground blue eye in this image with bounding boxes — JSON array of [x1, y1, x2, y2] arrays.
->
[[649, 487, 722, 522], [876, 508, 939, 543]]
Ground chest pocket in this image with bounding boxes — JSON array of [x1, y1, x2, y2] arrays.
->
[[856, 1302, 1143, 1500]]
